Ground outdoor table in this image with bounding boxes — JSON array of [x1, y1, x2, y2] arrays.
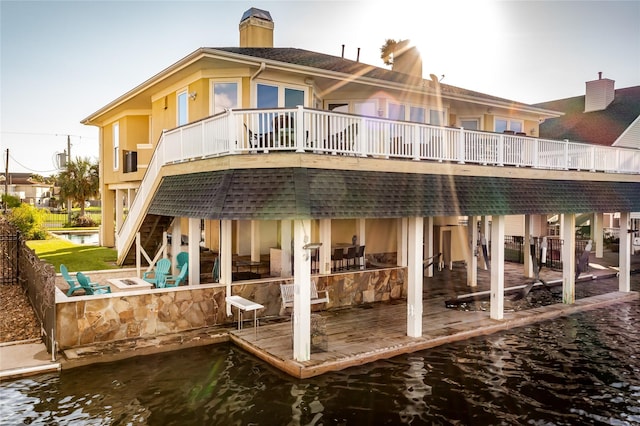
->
[[107, 277, 154, 292], [225, 295, 264, 335]]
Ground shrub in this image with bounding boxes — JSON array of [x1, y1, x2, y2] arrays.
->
[[7, 204, 48, 240], [71, 212, 97, 227], [2, 194, 21, 208]]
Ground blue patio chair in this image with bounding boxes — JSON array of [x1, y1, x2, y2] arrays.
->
[[165, 263, 188, 287], [176, 252, 188, 271], [143, 258, 171, 288], [76, 272, 111, 295], [61, 264, 83, 296]]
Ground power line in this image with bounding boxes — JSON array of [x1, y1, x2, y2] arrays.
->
[[1, 131, 97, 141], [7, 152, 60, 174]]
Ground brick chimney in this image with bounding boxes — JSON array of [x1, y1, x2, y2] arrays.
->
[[391, 40, 423, 78], [239, 7, 274, 48], [584, 72, 615, 112]]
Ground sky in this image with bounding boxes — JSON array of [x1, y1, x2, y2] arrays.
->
[[1, 0, 639, 175]]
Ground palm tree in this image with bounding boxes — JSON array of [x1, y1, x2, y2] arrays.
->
[[57, 157, 99, 217], [380, 39, 398, 66]]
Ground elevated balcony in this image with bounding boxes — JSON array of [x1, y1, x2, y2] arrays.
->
[[117, 106, 640, 262]]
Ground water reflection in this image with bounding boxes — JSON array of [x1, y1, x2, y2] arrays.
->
[[3, 299, 640, 425]]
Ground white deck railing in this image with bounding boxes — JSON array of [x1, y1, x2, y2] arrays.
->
[[116, 106, 640, 256]]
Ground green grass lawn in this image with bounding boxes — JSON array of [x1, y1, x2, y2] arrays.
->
[[27, 239, 118, 272]]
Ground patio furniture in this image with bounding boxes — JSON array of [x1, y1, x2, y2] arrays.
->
[[331, 248, 344, 271], [279, 281, 329, 313], [61, 264, 82, 296], [142, 258, 171, 288], [165, 263, 188, 287], [225, 295, 264, 334], [345, 246, 357, 269], [355, 245, 366, 269], [176, 252, 188, 271], [76, 272, 111, 295]]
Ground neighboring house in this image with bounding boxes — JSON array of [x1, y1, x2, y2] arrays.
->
[[535, 74, 640, 149], [535, 75, 640, 231], [0, 172, 54, 207], [80, 8, 640, 363]]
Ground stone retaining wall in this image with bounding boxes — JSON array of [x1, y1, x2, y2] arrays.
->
[[56, 267, 406, 350]]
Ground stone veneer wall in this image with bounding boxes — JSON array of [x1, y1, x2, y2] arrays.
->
[[56, 267, 406, 350]]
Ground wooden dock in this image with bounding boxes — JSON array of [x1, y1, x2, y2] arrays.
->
[[229, 291, 638, 378]]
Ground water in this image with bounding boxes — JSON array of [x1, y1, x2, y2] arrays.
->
[[2, 300, 640, 425], [53, 232, 99, 245]]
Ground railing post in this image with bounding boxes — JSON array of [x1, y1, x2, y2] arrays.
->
[[457, 127, 465, 164], [563, 139, 569, 170], [228, 109, 238, 154], [296, 105, 305, 152], [360, 117, 368, 157], [590, 145, 596, 172], [497, 134, 504, 167], [533, 138, 539, 168], [412, 124, 420, 161]]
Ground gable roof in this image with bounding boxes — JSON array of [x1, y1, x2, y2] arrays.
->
[[148, 168, 640, 220], [534, 85, 640, 146]]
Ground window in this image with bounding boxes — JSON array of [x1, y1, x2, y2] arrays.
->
[[460, 119, 480, 130], [388, 103, 405, 121], [284, 88, 304, 108], [354, 101, 377, 117], [212, 82, 239, 114], [257, 84, 278, 108], [495, 117, 523, 133], [177, 90, 188, 126], [409, 106, 426, 123], [429, 109, 445, 126], [112, 122, 119, 170]]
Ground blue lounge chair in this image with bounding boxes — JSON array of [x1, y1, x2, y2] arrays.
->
[[165, 263, 188, 287], [143, 258, 171, 288], [61, 264, 83, 296], [76, 272, 111, 295]]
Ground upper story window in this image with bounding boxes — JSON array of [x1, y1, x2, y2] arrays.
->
[[211, 81, 239, 114], [112, 122, 119, 170], [256, 83, 306, 109], [409, 106, 426, 123], [460, 118, 480, 130], [388, 103, 405, 121], [429, 109, 446, 126], [177, 90, 188, 126], [495, 117, 523, 133]]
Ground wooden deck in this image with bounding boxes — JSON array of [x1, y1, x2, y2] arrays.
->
[[229, 291, 638, 378]]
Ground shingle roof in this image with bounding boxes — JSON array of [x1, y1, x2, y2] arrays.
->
[[213, 47, 538, 109], [148, 168, 640, 220], [534, 86, 640, 146]]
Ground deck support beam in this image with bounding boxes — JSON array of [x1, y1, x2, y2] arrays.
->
[[467, 216, 477, 287], [293, 219, 312, 361], [424, 216, 434, 277], [619, 211, 630, 292], [490, 215, 505, 320], [188, 218, 200, 286], [281, 220, 292, 277], [221, 219, 233, 316], [251, 220, 260, 263], [594, 212, 604, 258], [319, 219, 331, 274], [170, 218, 182, 275], [398, 218, 408, 267], [561, 213, 576, 304], [524, 215, 534, 278], [407, 216, 424, 337]]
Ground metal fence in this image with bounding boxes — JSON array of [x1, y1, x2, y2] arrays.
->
[[0, 216, 56, 355], [504, 235, 592, 270]]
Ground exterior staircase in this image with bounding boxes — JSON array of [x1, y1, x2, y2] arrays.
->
[[122, 214, 173, 266]]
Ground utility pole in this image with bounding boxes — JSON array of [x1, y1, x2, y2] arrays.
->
[[3, 148, 8, 214], [66, 135, 72, 224]]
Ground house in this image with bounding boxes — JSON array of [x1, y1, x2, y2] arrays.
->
[[0, 172, 54, 207], [79, 8, 640, 364], [534, 75, 640, 236]]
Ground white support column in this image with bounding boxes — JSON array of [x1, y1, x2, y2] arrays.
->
[[424, 216, 434, 277], [619, 211, 631, 292], [561, 213, 576, 304], [594, 212, 604, 258], [221, 220, 233, 316], [467, 216, 477, 287], [319, 219, 331, 274], [293, 219, 312, 362], [397, 218, 408, 267], [356, 219, 366, 247], [281, 220, 292, 277], [490, 215, 505, 320], [170, 218, 182, 275], [115, 188, 124, 233], [407, 217, 424, 337], [524, 215, 534, 278], [188, 218, 200, 286], [250, 220, 260, 262]]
